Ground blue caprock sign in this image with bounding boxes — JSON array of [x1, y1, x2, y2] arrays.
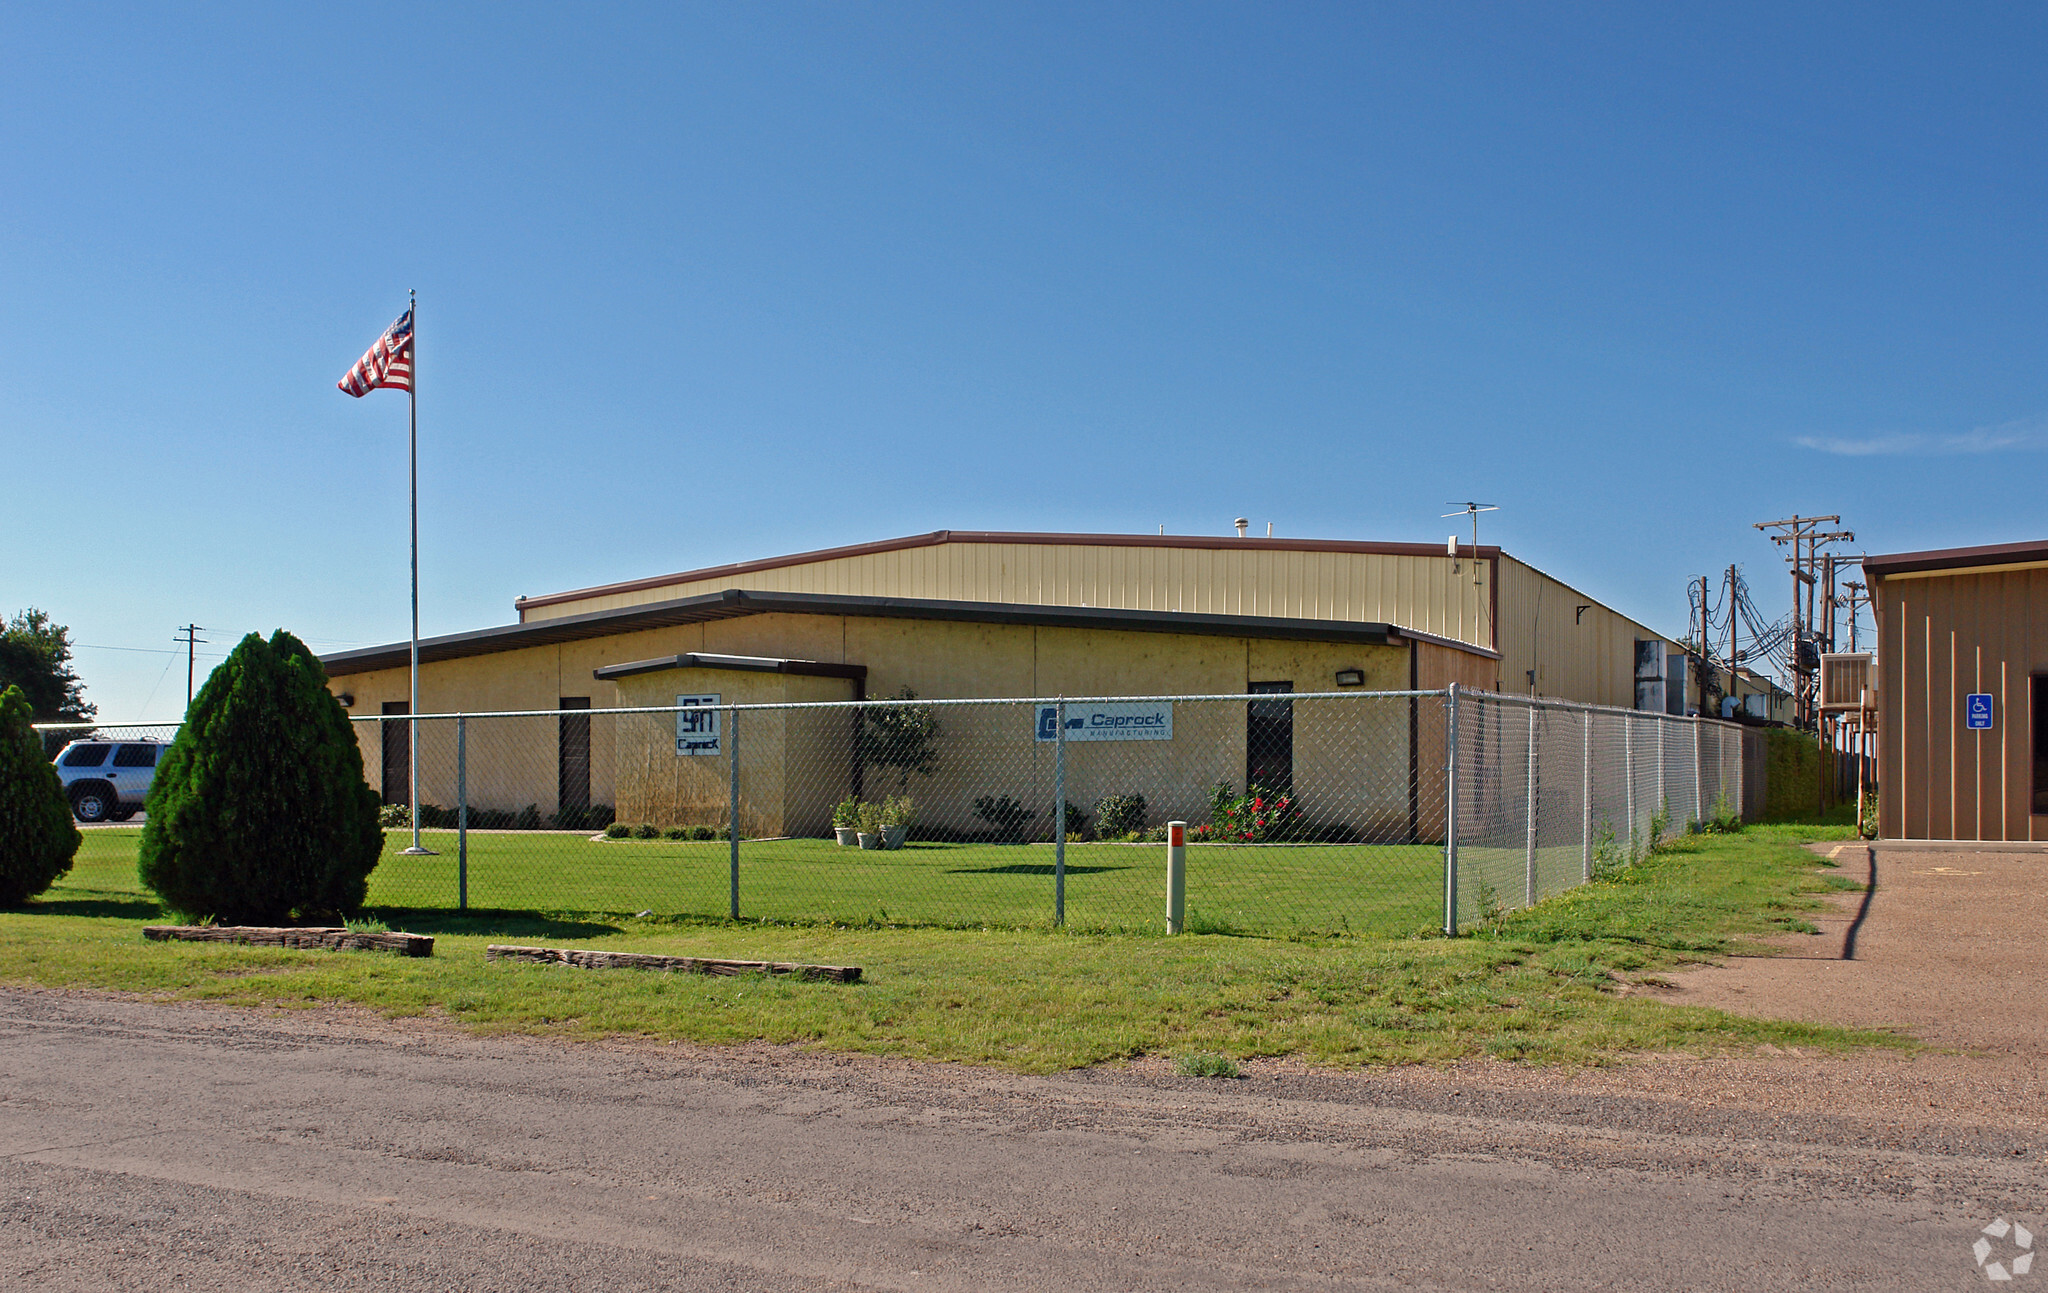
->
[[1966, 693, 1994, 731], [1035, 701, 1174, 742]]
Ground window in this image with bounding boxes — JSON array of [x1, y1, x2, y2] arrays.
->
[[2033, 675, 2048, 816], [112, 744, 158, 768], [61, 744, 110, 767]]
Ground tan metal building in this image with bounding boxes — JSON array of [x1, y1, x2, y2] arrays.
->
[[1867, 538, 2048, 842], [320, 530, 1684, 828]]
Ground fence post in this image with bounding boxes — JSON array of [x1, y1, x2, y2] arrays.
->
[[1692, 718, 1704, 827], [456, 714, 468, 912], [1580, 708, 1593, 883], [1655, 716, 1667, 842], [1624, 714, 1636, 856], [1165, 821, 1186, 934], [1053, 697, 1066, 927], [1524, 703, 1538, 907], [728, 705, 740, 920], [1443, 685, 1461, 936]]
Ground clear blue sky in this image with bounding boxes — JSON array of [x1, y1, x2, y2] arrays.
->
[[6, 4, 2043, 721]]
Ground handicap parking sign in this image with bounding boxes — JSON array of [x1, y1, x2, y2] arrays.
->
[[1966, 693, 1994, 730]]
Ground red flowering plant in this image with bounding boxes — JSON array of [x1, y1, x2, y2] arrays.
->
[[1206, 779, 1302, 843]]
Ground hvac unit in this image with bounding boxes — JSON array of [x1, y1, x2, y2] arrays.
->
[[1818, 653, 1875, 712]]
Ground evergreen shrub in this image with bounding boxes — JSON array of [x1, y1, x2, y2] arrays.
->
[[0, 684, 80, 905], [139, 630, 382, 923]]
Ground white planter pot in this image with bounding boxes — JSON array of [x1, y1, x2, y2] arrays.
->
[[880, 824, 908, 850], [834, 826, 860, 846], [857, 831, 882, 850]]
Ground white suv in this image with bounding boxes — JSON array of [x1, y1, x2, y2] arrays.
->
[[54, 739, 170, 823]]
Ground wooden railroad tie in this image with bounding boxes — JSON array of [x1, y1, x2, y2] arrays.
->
[[142, 926, 435, 957], [485, 944, 861, 984]]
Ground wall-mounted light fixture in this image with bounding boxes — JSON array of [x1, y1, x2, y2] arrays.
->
[[1334, 669, 1365, 688], [336, 693, 355, 708]]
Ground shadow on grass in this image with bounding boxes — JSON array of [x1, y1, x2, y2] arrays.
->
[[365, 908, 624, 940], [945, 863, 1132, 876], [13, 897, 165, 920]]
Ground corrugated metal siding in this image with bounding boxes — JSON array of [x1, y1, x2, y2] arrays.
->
[[1877, 565, 2048, 841], [523, 540, 1496, 646], [1493, 556, 1663, 708]]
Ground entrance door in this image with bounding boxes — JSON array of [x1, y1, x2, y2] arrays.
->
[[559, 697, 592, 825], [380, 701, 409, 805], [1247, 681, 1295, 791]]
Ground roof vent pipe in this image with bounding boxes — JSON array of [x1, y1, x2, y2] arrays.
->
[[1234, 518, 1248, 539]]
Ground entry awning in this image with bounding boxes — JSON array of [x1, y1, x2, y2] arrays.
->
[[592, 653, 867, 683]]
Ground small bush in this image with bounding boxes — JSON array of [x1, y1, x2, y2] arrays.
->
[[0, 684, 80, 905], [973, 795, 1036, 842], [663, 827, 689, 840], [632, 822, 661, 839], [603, 822, 632, 839], [689, 824, 719, 841], [1094, 792, 1147, 838], [378, 802, 411, 828], [1207, 780, 1301, 843], [1063, 799, 1090, 839], [139, 630, 382, 924], [1174, 1052, 1240, 1079], [831, 796, 861, 829]]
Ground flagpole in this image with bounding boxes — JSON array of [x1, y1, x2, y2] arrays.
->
[[401, 287, 432, 856]]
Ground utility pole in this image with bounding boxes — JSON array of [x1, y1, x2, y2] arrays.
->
[[174, 625, 208, 713], [1754, 515, 1854, 729], [1841, 579, 1870, 652], [1690, 575, 1712, 716], [1725, 564, 1739, 720]]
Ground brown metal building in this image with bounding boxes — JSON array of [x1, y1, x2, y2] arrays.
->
[[1867, 539, 2048, 841]]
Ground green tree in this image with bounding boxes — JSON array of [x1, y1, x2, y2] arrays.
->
[[139, 630, 382, 924], [0, 684, 81, 905], [857, 687, 942, 794], [0, 609, 95, 756]]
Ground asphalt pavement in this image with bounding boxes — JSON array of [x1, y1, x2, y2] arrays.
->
[[1, 989, 2037, 1291]]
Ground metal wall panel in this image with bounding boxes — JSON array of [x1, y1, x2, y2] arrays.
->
[[1876, 564, 2048, 841], [524, 539, 1497, 647]]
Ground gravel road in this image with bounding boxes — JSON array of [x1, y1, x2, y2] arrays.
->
[[1, 988, 2039, 1291]]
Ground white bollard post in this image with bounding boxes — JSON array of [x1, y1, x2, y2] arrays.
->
[[1166, 821, 1187, 935]]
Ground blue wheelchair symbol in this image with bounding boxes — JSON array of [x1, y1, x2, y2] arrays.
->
[[1966, 694, 1994, 730]]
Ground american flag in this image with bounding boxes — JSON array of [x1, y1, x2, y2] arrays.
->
[[337, 307, 414, 397]]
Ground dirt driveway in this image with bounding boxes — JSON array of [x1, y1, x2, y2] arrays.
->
[[1668, 841, 2048, 1057]]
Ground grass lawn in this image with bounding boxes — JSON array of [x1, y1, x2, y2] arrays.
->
[[367, 831, 1446, 938], [0, 822, 1904, 1072]]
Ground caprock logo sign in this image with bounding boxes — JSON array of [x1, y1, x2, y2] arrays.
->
[[1034, 702, 1174, 743], [1976, 1218, 2035, 1282]]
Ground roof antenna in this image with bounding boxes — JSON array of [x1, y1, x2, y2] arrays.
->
[[1234, 517, 1248, 539], [1440, 502, 1498, 578], [1440, 502, 1499, 552]]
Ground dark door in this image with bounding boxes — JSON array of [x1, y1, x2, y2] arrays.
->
[[380, 701, 409, 805], [1247, 681, 1294, 792], [559, 697, 592, 824]]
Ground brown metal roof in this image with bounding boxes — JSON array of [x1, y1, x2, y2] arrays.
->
[[1861, 539, 2048, 578], [320, 588, 1497, 677], [512, 530, 1503, 613]]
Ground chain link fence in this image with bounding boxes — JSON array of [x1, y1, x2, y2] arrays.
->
[[39, 688, 1749, 937]]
